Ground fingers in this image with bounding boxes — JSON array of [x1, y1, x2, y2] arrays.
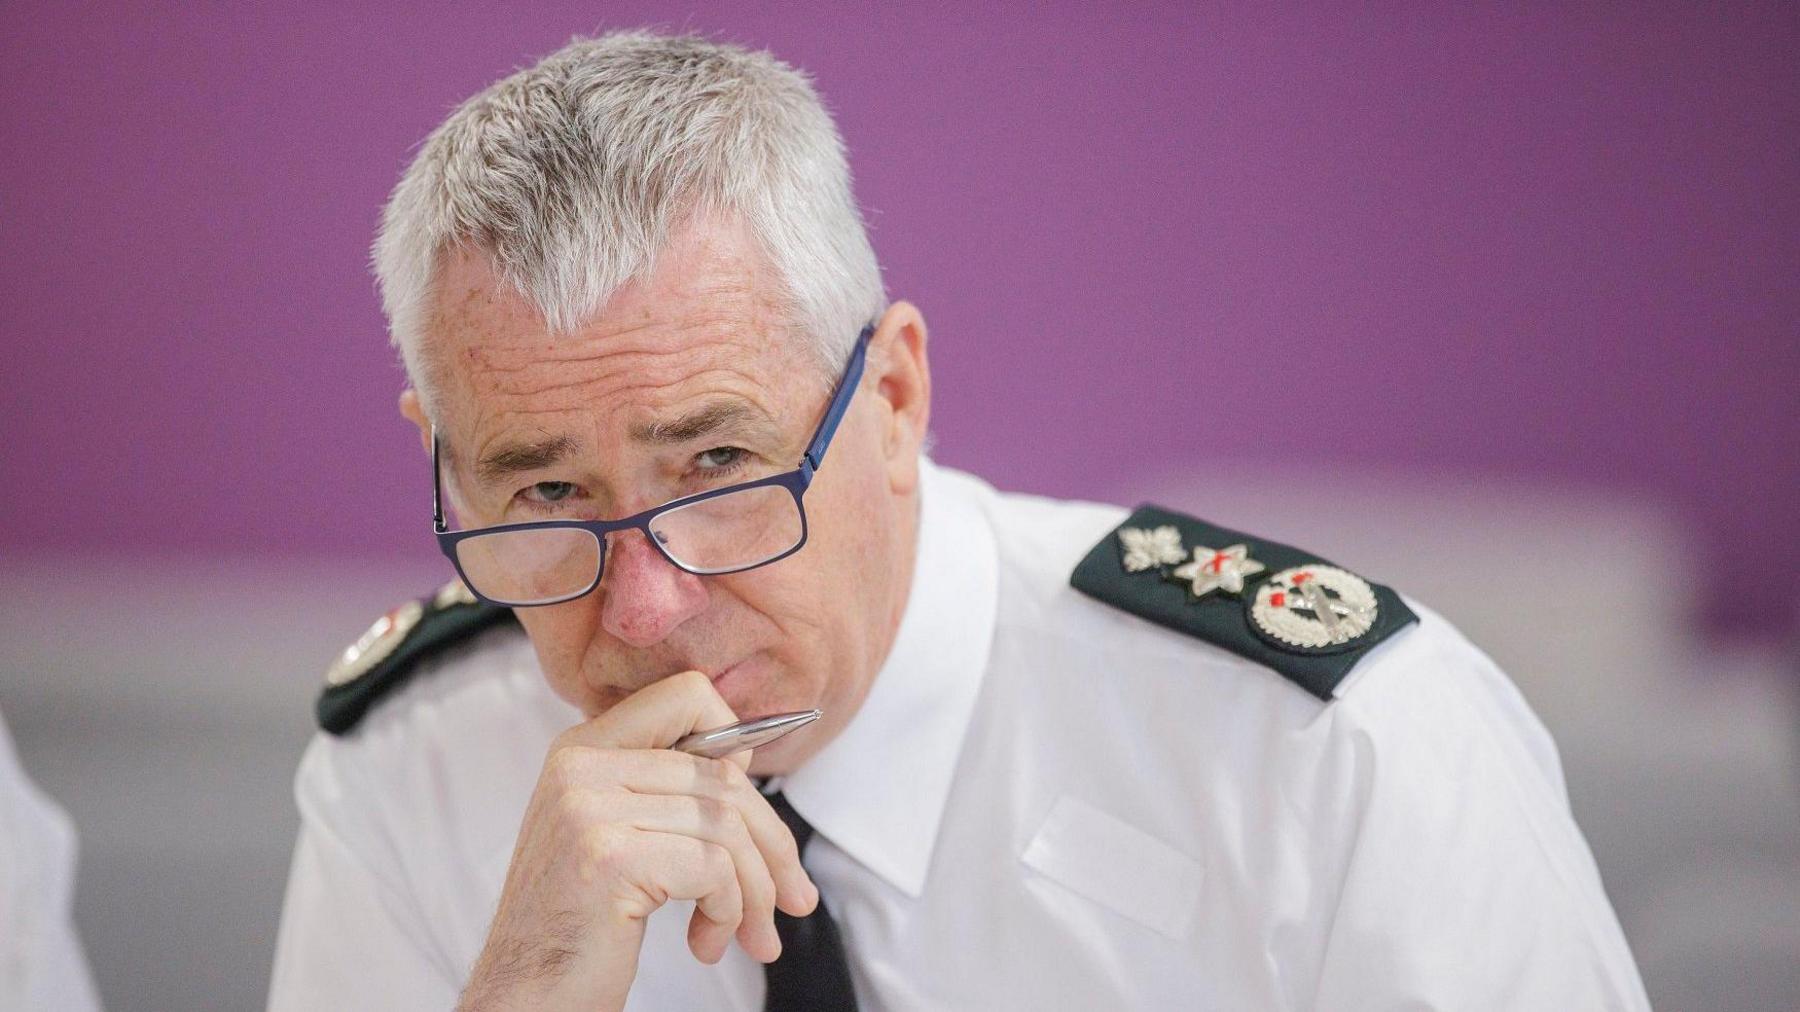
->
[[619, 828, 746, 964], [529, 669, 825, 971], [587, 748, 820, 917], [600, 788, 784, 962], [560, 669, 741, 756]]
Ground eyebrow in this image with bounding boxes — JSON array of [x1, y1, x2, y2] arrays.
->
[[474, 435, 580, 487], [628, 400, 776, 445], [467, 400, 779, 488]]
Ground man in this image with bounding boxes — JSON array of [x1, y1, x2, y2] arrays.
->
[[270, 30, 1650, 1011]]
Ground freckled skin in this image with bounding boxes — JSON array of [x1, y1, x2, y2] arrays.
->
[[401, 215, 932, 775]]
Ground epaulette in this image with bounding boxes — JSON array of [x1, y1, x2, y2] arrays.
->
[[316, 580, 520, 735], [1070, 504, 1417, 700]]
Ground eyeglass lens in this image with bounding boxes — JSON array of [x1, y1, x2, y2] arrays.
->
[[453, 483, 804, 604]]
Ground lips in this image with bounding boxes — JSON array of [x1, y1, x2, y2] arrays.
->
[[709, 653, 763, 702]]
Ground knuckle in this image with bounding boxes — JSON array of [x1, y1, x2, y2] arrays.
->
[[553, 789, 594, 828], [773, 826, 802, 866], [715, 756, 752, 792], [747, 864, 777, 910], [699, 840, 735, 879], [695, 755, 736, 791], [680, 668, 714, 694], [543, 746, 589, 789], [693, 794, 735, 831], [579, 825, 629, 883]]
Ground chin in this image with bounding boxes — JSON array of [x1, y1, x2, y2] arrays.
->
[[746, 730, 817, 777]]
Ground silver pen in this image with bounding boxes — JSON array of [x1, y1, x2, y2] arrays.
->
[[670, 709, 823, 759]]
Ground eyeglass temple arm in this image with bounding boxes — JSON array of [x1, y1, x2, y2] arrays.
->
[[431, 427, 447, 532], [802, 324, 874, 473]]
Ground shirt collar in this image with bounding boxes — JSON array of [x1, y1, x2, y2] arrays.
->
[[773, 456, 999, 899]]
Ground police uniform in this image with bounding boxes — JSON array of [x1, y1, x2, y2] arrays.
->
[[269, 457, 1651, 1010]]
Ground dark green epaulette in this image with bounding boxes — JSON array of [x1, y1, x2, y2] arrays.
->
[[1070, 504, 1418, 700], [316, 580, 520, 735]]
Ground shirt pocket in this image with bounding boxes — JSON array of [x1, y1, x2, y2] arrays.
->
[[1020, 793, 1204, 941]]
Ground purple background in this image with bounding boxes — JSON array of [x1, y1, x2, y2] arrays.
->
[[3, 3, 1795, 641]]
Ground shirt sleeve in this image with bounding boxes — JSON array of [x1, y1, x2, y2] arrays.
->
[[0, 710, 102, 1012], [1304, 618, 1651, 1012], [268, 736, 462, 1011]]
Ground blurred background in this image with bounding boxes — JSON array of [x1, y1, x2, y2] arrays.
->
[[2, 2, 1795, 1009]]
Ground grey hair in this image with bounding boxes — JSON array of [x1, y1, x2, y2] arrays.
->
[[372, 30, 887, 410]]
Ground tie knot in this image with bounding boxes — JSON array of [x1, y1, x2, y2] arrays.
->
[[761, 786, 816, 854]]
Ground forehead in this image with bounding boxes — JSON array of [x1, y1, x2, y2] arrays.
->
[[423, 217, 813, 439]]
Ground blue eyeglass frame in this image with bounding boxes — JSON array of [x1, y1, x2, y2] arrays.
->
[[432, 324, 874, 607]]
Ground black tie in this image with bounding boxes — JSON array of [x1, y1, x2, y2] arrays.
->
[[759, 785, 858, 1011]]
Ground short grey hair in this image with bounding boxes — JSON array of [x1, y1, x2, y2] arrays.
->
[[372, 30, 887, 409]]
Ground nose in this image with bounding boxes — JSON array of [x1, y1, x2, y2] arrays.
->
[[597, 528, 710, 648]]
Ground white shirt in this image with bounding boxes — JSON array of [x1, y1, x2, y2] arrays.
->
[[270, 458, 1650, 1010], [0, 708, 103, 1012]]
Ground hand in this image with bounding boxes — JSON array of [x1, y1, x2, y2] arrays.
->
[[457, 670, 821, 1012]]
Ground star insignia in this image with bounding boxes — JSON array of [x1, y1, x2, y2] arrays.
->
[[1168, 543, 1265, 600], [1118, 525, 1187, 572]]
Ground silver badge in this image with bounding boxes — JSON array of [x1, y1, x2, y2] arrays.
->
[[325, 599, 425, 687], [1168, 544, 1266, 600], [433, 578, 477, 610], [1249, 565, 1378, 649], [1118, 525, 1187, 572]]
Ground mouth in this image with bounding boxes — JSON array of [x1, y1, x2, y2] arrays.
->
[[710, 656, 748, 685], [708, 653, 764, 701]]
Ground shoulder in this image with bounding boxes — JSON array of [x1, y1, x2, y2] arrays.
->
[[314, 581, 522, 735], [954, 482, 1584, 880], [969, 489, 1423, 704], [296, 580, 559, 823], [945, 473, 1581, 845], [964, 482, 1565, 782], [939, 467, 1131, 612], [962, 484, 1577, 846], [291, 590, 571, 869], [1322, 595, 1568, 799]]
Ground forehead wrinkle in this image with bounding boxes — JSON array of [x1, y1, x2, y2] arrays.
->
[[458, 362, 791, 471], [432, 272, 812, 461], [467, 336, 768, 400], [471, 361, 781, 425]]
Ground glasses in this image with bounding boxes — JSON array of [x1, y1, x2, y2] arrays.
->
[[432, 325, 874, 607]]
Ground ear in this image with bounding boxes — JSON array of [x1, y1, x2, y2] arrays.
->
[[399, 388, 432, 454], [867, 301, 931, 495]]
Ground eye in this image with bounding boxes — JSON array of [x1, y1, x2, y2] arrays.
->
[[694, 446, 749, 472], [519, 480, 579, 504]]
